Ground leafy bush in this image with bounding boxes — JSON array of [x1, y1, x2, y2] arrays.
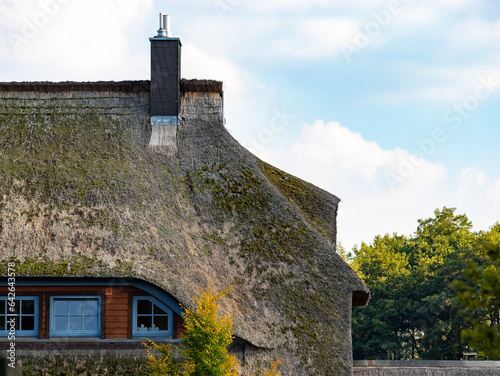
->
[[181, 285, 239, 376], [144, 284, 280, 375], [144, 339, 194, 376]]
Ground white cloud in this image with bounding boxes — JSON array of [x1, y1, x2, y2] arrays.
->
[[454, 167, 500, 229], [182, 42, 246, 92], [182, 42, 277, 144], [450, 18, 500, 54], [272, 18, 359, 58], [246, 0, 334, 12], [247, 0, 400, 13], [0, 0, 153, 81], [256, 120, 499, 250], [489, 180, 500, 205], [436, 0, 484, 11], [394, 4, 438, 26]]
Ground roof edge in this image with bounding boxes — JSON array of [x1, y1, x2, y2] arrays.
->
[[0, 81, 150, 93], [0, 79, 223, 94]]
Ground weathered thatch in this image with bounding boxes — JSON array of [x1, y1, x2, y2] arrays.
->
[[0, 81, 150, 93], [0, 88, 368, 375], [0, 79, 223, 94], [180, 79, 223, 94]]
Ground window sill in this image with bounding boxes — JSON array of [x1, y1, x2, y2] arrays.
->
[[0, 337, 181, 343]]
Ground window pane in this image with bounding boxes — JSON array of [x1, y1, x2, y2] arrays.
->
[[137, 300, 152, 315], [83, 300, 98, 316], [153, 303, 167, 315], [55, 316, 68, 331], [137, 316, 152, 331], [69, 315, 83, 331], [10, 301, 19, 315], [0, 317, 5, 331], [22, 300, 35, 315], [52, 298, 100, 334], [153, 315, 169, 331], [54, 300, 68, 315], [84, 316, 98, 331], [0, 301, 5, 315], [69, 300, 83, 315], [21, 316, 35, 331]]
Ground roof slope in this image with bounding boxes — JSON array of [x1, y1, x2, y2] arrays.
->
[[0, 81, 369, 375]]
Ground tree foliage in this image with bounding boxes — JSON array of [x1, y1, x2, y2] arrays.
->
[[182, 285, 239, 376], [352, 207, 496, 360], [145, 340, 195, 376], [145, 285, 281, 376], [454, 224, 500, 359]]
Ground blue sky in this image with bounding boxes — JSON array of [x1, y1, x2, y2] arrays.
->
[[1, 0, 499, 250]]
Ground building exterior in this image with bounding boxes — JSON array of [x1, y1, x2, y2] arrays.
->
[[0, 16, 369, 375]]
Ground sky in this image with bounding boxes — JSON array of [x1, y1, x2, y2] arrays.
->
[[0, 0, 499, 251]]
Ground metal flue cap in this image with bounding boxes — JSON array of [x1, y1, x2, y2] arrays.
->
[[156, 13, 167, 38]]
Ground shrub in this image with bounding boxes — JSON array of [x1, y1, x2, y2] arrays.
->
[[181, 285, 239, 376], [144, 339, 194, 376], [144, 285, 280, 376]]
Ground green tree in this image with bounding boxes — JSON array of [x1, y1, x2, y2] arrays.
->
[[454, 223, 500, 359], [352, 207, 485, 360], [337, 241, 352, 263], [351, 233, 413, 359], [410, 208, 479, 360]]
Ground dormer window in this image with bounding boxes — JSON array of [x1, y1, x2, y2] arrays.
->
[[0, 296, 39, 337], [0, 279, 184, 341], [132, 296, 173, 338], [50, 296, 101, 337]]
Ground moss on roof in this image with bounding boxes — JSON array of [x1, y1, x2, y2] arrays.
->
[[0, 90, 368, 375]]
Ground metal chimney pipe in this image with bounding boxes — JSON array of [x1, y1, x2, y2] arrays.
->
[[164, 14, 172, 37], [156, 12, 167, 38]]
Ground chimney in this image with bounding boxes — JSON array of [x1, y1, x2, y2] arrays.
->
[[149, 13, 181, 145]]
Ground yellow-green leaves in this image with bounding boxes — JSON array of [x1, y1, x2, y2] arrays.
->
[[144, 284, 281, 375], [181, 285, 239, 376]]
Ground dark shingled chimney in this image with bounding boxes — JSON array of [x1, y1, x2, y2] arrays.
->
[[150, 13, 181, 127]]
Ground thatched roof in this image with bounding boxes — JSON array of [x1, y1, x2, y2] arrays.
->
[[0, 81, 150, 93], [180, 79, 223, 94], [0, 82, 369, 375], [0, 79, 222, 94]]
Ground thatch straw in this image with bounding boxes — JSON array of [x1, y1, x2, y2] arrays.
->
[[0, 79, 223, 94], [180, 79, 223, 94], [0, 81, 150, 93]]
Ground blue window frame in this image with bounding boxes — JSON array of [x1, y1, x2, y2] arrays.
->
[[50, 296, 101, 337], [132, 296, 173, 338], [0, 296, 39, 337]]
